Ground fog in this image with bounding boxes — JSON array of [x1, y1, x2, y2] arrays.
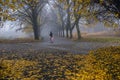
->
[[80, 22, 111, 33], [0, 2, 58, 39], [78, 22, 118, 36], [0, 20, 117, 39], [40, 3, 60, 38], [0, 1, 119, 39], [0, 21, 32, 39]]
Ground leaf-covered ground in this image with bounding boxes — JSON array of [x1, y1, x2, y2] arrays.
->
[[0, 46, 120, 80], [0, 37, 120, 80]]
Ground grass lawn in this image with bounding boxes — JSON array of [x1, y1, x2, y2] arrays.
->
[[78, 37, 120, 43], [0, 38, 41, 43]]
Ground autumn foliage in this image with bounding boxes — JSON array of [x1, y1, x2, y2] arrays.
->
[[0, 46, 120, 80]]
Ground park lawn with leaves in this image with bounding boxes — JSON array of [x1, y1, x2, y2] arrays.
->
[[0, 46, 120, 80], [0, 38, 41, 43], [78, 37, 120, 43]]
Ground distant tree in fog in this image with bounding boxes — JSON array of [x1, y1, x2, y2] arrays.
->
[[57, 0, 91, 39]]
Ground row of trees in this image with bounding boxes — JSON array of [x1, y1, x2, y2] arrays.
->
[[56, 0, 120, 39], [0, 0, 120, 40], [0, 0, 48, 40]]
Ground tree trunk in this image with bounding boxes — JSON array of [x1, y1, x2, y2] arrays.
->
[[69, 28, 73, 39], [33, 24, 39, 40], [61, 18, 65, 37], [60, 31, 62, 37], [59, 30, 61, 37], [66, 0, 71, 38], [62, 27, 65, 37], [58, 30, 61, 37], [62, 30, 65, 37], [76, 22, 81, 39], [32, 17, 39, 40], [66, 28, 69, 38]]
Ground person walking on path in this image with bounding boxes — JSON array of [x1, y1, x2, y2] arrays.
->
[[49, 32, 54, 43]]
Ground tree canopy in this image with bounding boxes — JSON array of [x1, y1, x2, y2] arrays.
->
[[0, 0, 120, 40]]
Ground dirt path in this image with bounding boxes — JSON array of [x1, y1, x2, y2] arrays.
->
[[0, 37, 120, 54]]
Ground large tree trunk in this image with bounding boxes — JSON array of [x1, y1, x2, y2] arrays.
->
[[33, 24, 39, 40], [33, 17, 39, 40], [66, 0, 71, 38], [76, 22, 81, 39]]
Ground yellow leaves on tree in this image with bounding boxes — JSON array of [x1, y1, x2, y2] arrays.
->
[[8, 3, 15, 9], [0, 0, 19, 21]]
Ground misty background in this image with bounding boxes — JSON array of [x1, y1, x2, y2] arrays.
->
[[0, 0, 119, 40], [0, 21, 117, 39]]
